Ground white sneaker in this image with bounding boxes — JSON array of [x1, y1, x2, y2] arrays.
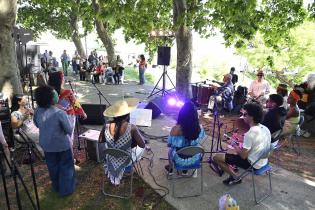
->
[[193, 169, 198, 178]]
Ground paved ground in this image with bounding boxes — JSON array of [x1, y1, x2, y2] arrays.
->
[[68, 77, 315, 210]]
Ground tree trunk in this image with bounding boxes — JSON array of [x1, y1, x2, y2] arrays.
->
[[173, 0, 193, 99], [0, 0, 23, 95], [70, 13, 86, 58], [92, 0, 116, 66]]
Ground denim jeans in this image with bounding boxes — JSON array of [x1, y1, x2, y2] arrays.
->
[[45, 149, 75, 196], [139, 68, 146, 84]]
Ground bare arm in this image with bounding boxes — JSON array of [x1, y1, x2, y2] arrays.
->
[[131, 124, 145, 148], [234, 145, 250, 160], [11, 115, 24, 128]]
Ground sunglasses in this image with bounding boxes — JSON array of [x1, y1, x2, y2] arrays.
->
[[257, 74, 263, 77]]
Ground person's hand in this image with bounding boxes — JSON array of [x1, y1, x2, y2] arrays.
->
[[81, 113, 87, 120]]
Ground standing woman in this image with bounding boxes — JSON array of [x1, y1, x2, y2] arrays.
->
[[48, 71, 87, 155], [33, 85, 75, 196], [138, 54, 147, 85]]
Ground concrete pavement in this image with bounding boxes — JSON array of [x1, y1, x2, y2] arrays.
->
[[70, 77, 315, 210]]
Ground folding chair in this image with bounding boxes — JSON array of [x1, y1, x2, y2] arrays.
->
[[270, 129, 283, 166], [102, 148, 134, 199], [168, 146, 205, 198], [234, 148, 273, 204], [288, 116, 304, 155]]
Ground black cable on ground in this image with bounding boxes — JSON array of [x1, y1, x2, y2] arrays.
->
[[141, 149, 169, 209]]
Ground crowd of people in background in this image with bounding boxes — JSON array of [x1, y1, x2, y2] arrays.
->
[[39, 49, 147, 85]]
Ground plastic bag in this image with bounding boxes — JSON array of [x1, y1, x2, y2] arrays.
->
[[219, 194, 239, 210]]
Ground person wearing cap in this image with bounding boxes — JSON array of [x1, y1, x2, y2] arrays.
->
[[248, 70, 270, 104], [100, 98, 145, 185], [280, 89, 302, 137]]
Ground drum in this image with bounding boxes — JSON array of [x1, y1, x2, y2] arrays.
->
[[197, 84, 215, 105], [191, 84, 199, 101]]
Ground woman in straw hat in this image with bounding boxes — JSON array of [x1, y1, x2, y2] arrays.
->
[[101, 98, 145, 185]]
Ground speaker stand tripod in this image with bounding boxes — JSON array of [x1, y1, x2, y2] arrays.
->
[[148, 65, 176, 98]]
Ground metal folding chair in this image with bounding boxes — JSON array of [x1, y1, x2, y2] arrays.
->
[[102, 148, 134, 199], [270, 129, 283, 166], [235, 148, 273, 204], [288, 116, 304, 155], [168, 146, 205, 198]]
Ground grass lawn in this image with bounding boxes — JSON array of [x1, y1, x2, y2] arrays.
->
[[0, 154, 175, 210], [124, 67, 155, 84]]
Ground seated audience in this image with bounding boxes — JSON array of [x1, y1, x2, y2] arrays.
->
[[248, 70, 270, 105], [11, 94, 44, 157], [93, 62, 105, 83], [281, 89, 302, 137], [213, 103, 271, 185], [100, 98, 145, 185], [262, 94, 287, 142], [33, 85, 75, 196], [103, 63, 115, 84], [165, 101, 205, 174], [276, 84, 288, 109]]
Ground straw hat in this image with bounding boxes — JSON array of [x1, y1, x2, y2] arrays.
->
[[103, 98, 139, 117]]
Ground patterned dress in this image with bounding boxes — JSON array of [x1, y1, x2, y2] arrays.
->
[[104, 124, 133, 185], [168, 128, 205, 168]]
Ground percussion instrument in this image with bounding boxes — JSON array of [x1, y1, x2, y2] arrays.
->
[[191, 83, 216, 105]]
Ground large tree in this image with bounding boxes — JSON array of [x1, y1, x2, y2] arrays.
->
[[91, 0, 116, 66], [0, 0, 23, 94], [102, 0, 306, 98], [18, 0, 93, 57]]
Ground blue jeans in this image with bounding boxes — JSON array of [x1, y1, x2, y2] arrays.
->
[[139, 68, 145, 84], [45, 149, 75, 196]]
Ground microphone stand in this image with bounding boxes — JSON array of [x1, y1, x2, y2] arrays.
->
[[67, 80, 82, 151], [91, 81, 111, 106]]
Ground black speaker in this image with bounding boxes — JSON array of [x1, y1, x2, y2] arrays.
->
[[79, 104, 107, 125], [157, 46, 171, 66], [144, 97, 165, 119]]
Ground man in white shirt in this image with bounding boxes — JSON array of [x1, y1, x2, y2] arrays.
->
[[248, 70, 270, 104], [212, 103, 271, 185]]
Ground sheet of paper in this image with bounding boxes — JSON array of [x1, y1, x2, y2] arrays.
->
[[130, 108, 152, 127], [79, 129, 100, 141]]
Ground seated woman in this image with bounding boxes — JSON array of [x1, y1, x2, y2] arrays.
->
[[101, 98, 145, 185], [165, 101, 205, 174], [33, 85, 75, 196], [281, 89, 302, 137], [10, 94, 44, 157]]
